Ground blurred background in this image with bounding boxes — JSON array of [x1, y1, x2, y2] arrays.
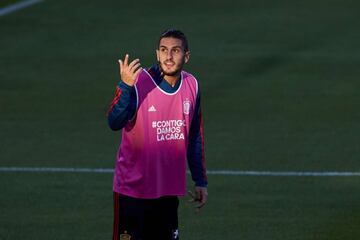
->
[[1, 0, 360, 239]]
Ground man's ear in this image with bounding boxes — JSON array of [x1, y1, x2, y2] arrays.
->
[[156, 49, 160, 62], [184, 51, 190, 63]]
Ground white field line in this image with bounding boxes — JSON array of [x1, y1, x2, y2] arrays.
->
[[1, 167, 360, 177], [0, 0, 43, 16]]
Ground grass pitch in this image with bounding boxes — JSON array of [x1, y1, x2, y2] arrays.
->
[[1, 0, 360, 239]]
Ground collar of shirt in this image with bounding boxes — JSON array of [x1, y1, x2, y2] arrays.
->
[[148, 65, 181, 94]]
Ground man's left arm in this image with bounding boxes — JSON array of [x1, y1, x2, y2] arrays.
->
[[187, 89, 208, 211]]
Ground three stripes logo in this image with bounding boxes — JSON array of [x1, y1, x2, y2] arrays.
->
[[148, 105, 157, 112]]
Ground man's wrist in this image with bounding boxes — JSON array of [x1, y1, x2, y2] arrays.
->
[[119, 81, 135, 90]]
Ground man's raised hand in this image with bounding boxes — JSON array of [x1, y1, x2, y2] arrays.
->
[[118, 54, 142, 86]]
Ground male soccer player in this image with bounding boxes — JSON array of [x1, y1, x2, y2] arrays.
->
[[107, 29, 208, 240]]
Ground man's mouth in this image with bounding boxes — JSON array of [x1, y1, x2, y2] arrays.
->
[[164, 61, 175, 67]]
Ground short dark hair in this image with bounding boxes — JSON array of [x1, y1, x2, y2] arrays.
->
[[158, 29, 189, 52]]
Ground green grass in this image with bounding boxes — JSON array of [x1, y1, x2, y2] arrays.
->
[[0, 0, 21, 8], [1, 174, 359, 240], [1, 0, 360, 239]]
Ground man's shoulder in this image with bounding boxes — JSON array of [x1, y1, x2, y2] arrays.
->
[[135, 67, 153, 83], [182, 70, 199, 87], [140, 65, 160, 81], [182, 70, 198, 82]]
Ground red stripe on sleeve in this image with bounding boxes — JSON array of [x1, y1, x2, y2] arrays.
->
[[107, 86, 123, 116], [199, 110, 207, 181]]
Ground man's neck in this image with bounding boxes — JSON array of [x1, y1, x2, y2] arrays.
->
[[163, 74, 180, 87]]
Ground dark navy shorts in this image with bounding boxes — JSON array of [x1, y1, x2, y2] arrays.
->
[[112, 192, 180, 240]]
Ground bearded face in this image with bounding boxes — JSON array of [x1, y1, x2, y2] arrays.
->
[[156, 37, 190, 77]]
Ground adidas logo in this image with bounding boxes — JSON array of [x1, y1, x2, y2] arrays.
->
[[148, 105, 157, 112]]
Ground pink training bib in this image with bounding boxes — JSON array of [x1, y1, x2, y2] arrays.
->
[[113, 69, 198, 199]]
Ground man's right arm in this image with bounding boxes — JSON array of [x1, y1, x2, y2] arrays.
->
[[107, 54, 142, 131], [107, 81, 136, 131]]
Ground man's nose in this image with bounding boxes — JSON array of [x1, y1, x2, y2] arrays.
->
[[166, 51, 173, 60]]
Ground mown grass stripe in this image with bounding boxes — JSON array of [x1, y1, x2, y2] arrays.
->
[[1, 167, 360, 177], [0, 0, 42, 16]]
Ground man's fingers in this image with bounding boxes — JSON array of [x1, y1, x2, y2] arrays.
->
[[188, 190, 194, 198], [188, 191, 197, 200], [188, 189, 207, 212], [188, 188, 208, 212], [188, 191, 197, 203], [131, 62, 141, 73], [123, 54, 129, 66], [117, 54, 140, 86], [188, 190, 202, 203], [118, 60, 123, 74], [194, 195, 206, 212], [128, 59, 140, 70]]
